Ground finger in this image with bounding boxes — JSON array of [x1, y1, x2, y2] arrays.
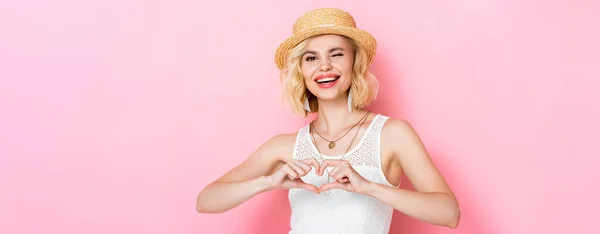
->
[[330, 167, 349, 183], [328, 162, 350, 179], [291, 180, 319, 194], [292, 160, 311, 170], [318, 159, 343, 175], [319, 182, 351, 193], [290, 160, 311, 173], [287, 161, 308, 176], [320, 159, 350, 175], [328, 164, 343, 178], [281, 164, 299, 180], [331, 167, 350, 183], [301, 158, 321, 173]]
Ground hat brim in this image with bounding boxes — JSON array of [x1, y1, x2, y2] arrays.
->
[[274, 26, 377, 70]]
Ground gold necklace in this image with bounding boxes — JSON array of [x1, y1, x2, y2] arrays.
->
[[309, 111, 371, 195], [312, 111, 371, 149]]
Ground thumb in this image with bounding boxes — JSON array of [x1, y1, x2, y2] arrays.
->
[[288, 180, 319, 193], [319, 182, 350, 193]]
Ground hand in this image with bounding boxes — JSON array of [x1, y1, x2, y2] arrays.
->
[[266, 158, 321, 193], [317, 159, 372, 194]]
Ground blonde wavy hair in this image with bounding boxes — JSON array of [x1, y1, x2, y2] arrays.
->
[[280, 35, 379, 117]]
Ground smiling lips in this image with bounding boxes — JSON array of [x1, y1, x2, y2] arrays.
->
[[314, 74, 340, 88]]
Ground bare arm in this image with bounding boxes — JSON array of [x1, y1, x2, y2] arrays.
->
[[196, 133, 320, 213], [363, 119, 460, 228], [195, 134, 291, 213]]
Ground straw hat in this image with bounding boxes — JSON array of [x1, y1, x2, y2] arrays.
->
[[274, 8, 377, 70]]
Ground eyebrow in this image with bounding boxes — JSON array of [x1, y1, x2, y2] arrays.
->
[[304, 47, 345, 55]]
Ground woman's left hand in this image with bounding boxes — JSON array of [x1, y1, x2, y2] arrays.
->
[[317, 159, 373, 194]]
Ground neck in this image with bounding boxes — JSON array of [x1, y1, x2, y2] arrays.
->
[[312, 96, 368, 136]]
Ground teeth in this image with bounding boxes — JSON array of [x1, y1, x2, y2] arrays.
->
[[316, 77, 338, 83]]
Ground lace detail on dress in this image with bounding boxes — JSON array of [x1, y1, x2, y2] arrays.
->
[[288, 114, 395, 234], [294, 113, 389, 168]]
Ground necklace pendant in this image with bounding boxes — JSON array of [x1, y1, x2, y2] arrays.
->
[[328, 141, 336, 149]]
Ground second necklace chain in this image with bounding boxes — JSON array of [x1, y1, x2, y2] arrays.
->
[[311, 111, 372, 149]]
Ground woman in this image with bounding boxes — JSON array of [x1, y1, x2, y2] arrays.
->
[[196, 8, 460, 233]]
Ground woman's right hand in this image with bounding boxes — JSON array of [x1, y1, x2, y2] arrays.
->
[[266, 158, 321, 193], [197, 133, 315, 213]]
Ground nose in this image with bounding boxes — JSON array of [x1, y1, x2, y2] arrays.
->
[[319, 58, 332, 71]]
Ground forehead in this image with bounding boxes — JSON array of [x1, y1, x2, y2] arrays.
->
[[305, 34, 352, 51]]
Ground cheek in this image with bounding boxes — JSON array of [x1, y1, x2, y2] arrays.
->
[[303, 75, 312, 86], [343, 59, 355, 73], [334, 58, 354, 74], [301, 63, 317, 80]]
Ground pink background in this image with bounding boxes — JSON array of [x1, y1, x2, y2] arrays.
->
[[1, 0, 599, 233]]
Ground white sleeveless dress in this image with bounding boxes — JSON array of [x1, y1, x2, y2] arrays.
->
[[288, 114, 396, 234]]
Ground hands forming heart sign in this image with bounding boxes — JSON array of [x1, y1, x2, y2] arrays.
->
[[266, 158, 321, 193], [317, 159, 371, 194], [266, 158, 371, 194]]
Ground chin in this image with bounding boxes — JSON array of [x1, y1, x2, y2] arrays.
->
[[311, 89, 347, 100]]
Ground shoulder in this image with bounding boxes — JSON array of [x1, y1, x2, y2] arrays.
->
[[380, 116, 423, 152], [266, 132, 298, 149], [381, 117, 416, 137], [256, 131, 299, 161]]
